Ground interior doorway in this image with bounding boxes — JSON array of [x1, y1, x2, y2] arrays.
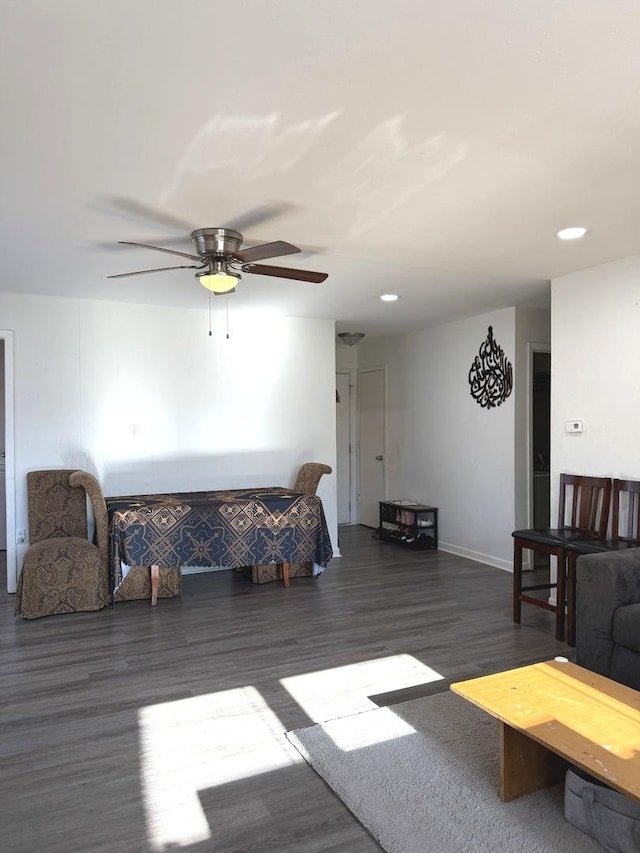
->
[[357, 365, 387, 528], [336, 370, 355, 524], [532, 350, 551, 528]]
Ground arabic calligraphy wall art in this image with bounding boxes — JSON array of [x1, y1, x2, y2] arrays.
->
[[468, 326, 513, 409]]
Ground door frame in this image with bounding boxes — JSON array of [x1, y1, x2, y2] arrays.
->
[[1, 331, 16, 593], [356, 364, 388, 525], [336, 368, 357, 524]]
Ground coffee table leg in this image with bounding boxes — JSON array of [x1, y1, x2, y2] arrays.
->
[[499, 721, 566, 801]]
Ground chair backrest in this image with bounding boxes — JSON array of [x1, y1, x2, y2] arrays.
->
[[611, 478, 640, 542], [293, 462, 332, 495], [557, 473, 611, 537], [69, 470, 110, 573], [27, 469, 88, 543]]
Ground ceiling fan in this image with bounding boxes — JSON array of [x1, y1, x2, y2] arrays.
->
[[107, 227, 328, 294]]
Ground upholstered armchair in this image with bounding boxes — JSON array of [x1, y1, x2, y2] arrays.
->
[[292, 462, 333, 497], [15, 469, 109, 619], [112, 564, 182, 603], [249, 461, 332, 585]]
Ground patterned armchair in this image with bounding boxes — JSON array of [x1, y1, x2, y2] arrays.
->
[[249, 462, 332, 585], [113, 564, 182, 603], [15, 469, 109, 619], [293, 462, 333, 496]]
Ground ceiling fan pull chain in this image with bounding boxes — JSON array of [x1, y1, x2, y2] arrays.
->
[[208, 293, 212, 337], [226, 296, 230, 340]]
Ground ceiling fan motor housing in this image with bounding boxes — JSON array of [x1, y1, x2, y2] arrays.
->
[[191, 228, 243, 258]]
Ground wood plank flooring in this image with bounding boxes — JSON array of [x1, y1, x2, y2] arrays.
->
[[0, 526, 572, 853]]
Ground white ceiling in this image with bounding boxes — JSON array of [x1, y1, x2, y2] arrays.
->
[[2, 0, 640, 341]]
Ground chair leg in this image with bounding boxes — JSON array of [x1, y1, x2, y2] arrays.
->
[[513, 540, 523, 624], [555, 552, 566, 642], [281, 563, 290, 587], [150, 564, 160, 606]]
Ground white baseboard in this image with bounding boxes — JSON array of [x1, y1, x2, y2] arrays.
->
[[437, 541, 512, 573]]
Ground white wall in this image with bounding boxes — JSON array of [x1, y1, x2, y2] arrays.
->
[[551, 256, 640, 519], [0, 340, 5, 551], [358, 308, 517, 569], [335, 340, 359, 370], [1, 293, 338, 591]]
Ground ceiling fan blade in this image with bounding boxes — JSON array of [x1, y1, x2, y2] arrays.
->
[[107, 264, 206, 279], [234, 240, 301, 263], [96, 196, 197, 233], [242, 263, 327, 284], [227, 202, 297, 233], [118, 240, 202, 262], [95, 236, 194, 251]]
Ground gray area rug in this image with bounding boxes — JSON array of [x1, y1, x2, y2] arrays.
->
[[286, 691, 603, 853]]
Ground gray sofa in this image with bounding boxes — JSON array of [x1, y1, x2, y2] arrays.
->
[[575, 548, 640, 690], [570, 548, 640, 850]]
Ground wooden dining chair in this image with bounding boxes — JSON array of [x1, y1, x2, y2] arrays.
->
[[565, 478, 640, 646], [512, 473, 611, 641]]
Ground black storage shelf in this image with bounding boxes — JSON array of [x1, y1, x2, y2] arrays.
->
[[378, 501, 438, 551]]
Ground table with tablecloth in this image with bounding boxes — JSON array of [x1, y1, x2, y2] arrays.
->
[[106, 487, 333, 600]]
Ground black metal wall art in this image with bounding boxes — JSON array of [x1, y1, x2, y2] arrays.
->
[[468, 326, 513, 409]]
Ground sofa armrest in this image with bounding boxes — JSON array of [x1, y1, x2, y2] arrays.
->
[[575, 548, 640, 677]]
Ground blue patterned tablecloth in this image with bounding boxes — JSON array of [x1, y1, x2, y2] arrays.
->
[[106, 487, 332, 591]]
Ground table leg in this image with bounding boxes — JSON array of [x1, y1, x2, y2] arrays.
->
[[150, 564, 160, 606], [281, 563, 290, 587], [499, 721, 566, 801]]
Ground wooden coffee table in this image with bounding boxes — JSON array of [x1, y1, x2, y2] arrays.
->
[[451, 660, 640, 802]]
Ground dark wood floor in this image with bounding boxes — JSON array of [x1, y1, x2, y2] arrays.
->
[[0, 526, 572, 853]]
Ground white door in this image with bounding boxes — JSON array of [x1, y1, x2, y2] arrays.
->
[[357, 366, 386, 528], [0, 341, 4, 550], [0, 462, 5, 550], [336, 371, 352, 524]]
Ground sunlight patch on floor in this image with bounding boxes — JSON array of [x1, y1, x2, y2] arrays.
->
[[138, 686, 302, 851], [317, 705, 417, 752], [280, 653, 443, 722]]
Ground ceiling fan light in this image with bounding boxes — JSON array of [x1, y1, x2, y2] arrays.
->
[[197, 271, 241, 294]]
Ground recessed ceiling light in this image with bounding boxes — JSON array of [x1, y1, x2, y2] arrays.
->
[[556, 226, 587, 240], [380, 293, 399, 302]]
